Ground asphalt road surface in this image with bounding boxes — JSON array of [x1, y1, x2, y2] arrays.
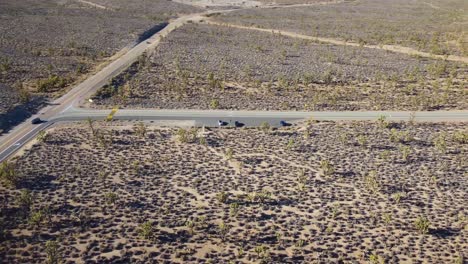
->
[[1, 107, 467, 161]]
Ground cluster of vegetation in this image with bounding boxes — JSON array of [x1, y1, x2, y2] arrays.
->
[[36, 75, 68, 93]]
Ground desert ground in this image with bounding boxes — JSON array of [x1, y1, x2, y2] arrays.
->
[[0, 0, 200, 133], [214, 0, 468, 56], [92, 23, 467, 111], [0, 0, 467, 263], [0, 120, 467, 263]]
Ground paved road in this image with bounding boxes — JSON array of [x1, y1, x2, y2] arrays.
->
[[1, 107, 467, 161]]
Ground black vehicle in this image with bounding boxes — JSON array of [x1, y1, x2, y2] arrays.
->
[[234, 121, 245, 128], [280, 120, 292, 127], [31, 118, 42, 124], [218, 120, 228, 126]]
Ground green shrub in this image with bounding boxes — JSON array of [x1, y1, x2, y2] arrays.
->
[[0, 161, 19, 187], [45, 240, 61, 264], [37, 75, 67, 93], [414, 215, 430, 234], [138, 221, 154, 240]]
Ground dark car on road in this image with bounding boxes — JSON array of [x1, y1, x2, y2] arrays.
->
[[234, 121, 245, 128], [218, 120, 228, 126], [280, 120, 292, 127], [31, 118, 42, 124]]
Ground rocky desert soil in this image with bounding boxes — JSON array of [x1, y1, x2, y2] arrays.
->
[[0, 120, 466, 263]]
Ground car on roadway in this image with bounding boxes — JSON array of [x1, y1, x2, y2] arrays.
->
[[234, 121, 245, 128], [31, 118, 42, 125], [218, 120, 228, 126], [280, 120, 292, 127]]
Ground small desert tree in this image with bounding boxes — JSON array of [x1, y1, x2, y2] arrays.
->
[[0, 161, 20, 187], [224, 148, 233, 161], [138, 221, 155, 240], [364, 171, 380, 195], [16, 189, 33, 213], [433, 133, 447, 154], [260, 122, 270, 133], [414, 215, 430, 234], [45, 240, 61, 264], [320, 159, 335, 177], [133, 122, 147, 138], [36, 130, 48, 143], [218, 221, 230, 241], [86, 117, 95, 136]]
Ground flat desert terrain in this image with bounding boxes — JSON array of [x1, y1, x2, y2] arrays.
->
[[0, 120, 466, 263], [92, 23, 467, 111]]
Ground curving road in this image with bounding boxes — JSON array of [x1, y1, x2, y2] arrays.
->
[[0, 5, 467, 162]]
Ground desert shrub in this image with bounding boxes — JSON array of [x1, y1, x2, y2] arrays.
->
[[0, 58, 11, 72], [383, 213, 392, 228], [376, 115, 390, 129], [0, 217, 7, 240], [210, 99, 220, 109], [176, 128, 198, 143], [36, 131, 49, 143], [138, 221, 154, 240], [218, 221, 230, 241], [392, 192, 403, 204], [368, 252, 384, 264], [104, 192, 118, 205], [260, 122, 270, 133], [0, 161, 20, 187], [16, 189, 33, 212], [389, 129, 413, 143], [286, 138, 295, 151], [133, 122, 147, 137], [399, 145, 412, 161], [224, 148, 233, 160], [18, 87, 31, 103], [364, 171, 380, 194], [37, 75, 67, 93], [94, 84, 118, 99], [320, 159, 335, 176], [414, 215, 430, 234], [216, 191, 228, 203], [357, 134, 368, 147], [254, 245, 270, 262], [426, 61, 448, 78], [29, 210, 44, 228], [452, 130, 467, 144], [433, 133, 447, 153], [229, 203, 240, 217], [257, 190, 271, 204]]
